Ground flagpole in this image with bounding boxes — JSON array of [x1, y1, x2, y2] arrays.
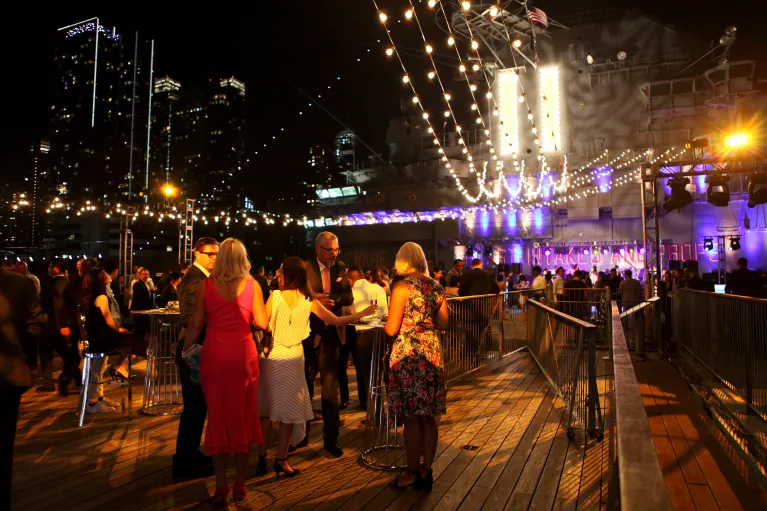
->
[[523, 0, 539, 68]]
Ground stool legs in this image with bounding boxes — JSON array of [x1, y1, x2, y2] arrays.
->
[[78, 357, 92, 427]]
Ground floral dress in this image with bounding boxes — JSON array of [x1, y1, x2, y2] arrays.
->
[[387, 275, 447, 417]]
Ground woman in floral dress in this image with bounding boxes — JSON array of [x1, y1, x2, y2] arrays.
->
[[384, 242, 449, 491]]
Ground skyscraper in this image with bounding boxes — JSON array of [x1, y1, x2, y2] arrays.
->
[[150, 76, 182, 195]]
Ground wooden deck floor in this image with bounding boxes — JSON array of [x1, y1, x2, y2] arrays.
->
[[634, 354, 767, 511], [13, 351, 614, 511]]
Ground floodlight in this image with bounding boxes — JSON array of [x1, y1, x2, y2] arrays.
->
[[663, 177, 693, 211], [706, 174, 730, 207]]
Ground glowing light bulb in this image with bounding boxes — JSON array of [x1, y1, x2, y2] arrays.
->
[[447, 36, 455, 46], [462, 1, 471, 11], [422, 112, 429, 119], [472, 64, 480, 71], [471, 40, 479, 50], [519, 95, 525, 103], [475, 118, 482, 124], [471, 104, 477, 110], [427, 71, 435, 79], [385, 47, 394, 56], [412, 96, 419, 104], [444, 93, 451, 101], [486, 92, 492, 99], [425, 44, 433, 54], [470, 84, 477, 92], [493, 109, 499, 116], [489, 5, 499, 16], [444, 110, 451, 117], [402, 75, 410, 83], [459, 64, 466, 72], [528, 112, 533, 120], [405, 9, 413, 19], [513, 39, 522, 48], [428, 0, 437, 7], [427, 126, 434, 133], [379, 12, 388, 22]]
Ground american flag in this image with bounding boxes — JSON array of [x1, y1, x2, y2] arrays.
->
[[526, 0, 548, 27]]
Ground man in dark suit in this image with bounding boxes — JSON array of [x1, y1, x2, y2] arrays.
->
[[303, 231, 353, 457], [130, 267, 153, 339], [458, 259, 500, 297], [173, 237, 219, 478], [38, 258, 70, 392], [725, 258, 762, 298], [0, 264, 47, 511], [158, 272, 182, 308], [254, 265, 270, 301]]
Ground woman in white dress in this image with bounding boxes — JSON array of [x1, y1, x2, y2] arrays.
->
[[257, 257, 375, 477]]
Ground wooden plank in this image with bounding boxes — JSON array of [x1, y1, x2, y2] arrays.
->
[[687, 483, 721, 511], [551, 428, 586, 511]]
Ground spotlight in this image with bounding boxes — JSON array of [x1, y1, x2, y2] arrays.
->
[[703, 237, 714, 251], [582, 247, 589, 256], [544, 247, 551, 256], [725, 133, 749, 149], [602, 247, 610, 255], [663, 177, 692, 211], [639, 247, 645, 255], [628, 246, 635, 254], [706, 174, 730, 207], [729, 236, 741, 251], [592, 246, 599, 255], [619, 248, 625, 256], [748, 173, 767, 208]]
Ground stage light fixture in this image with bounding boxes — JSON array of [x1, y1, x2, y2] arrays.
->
[[748, 173, 767, 208], [544, 248, 551, 256], [639, 247, 645, 255], [729, 236, 741, 251], [619, 248, 625, 256], [685, 138, 709, 150], [703, 238, 714, 251], [592, 246, 599, 255], [582, 247, 589, 255], [628, 246, 635, 254], [663, 177, 693, 211], [706, 174, 730, 207], [602, 247, 610, 255]]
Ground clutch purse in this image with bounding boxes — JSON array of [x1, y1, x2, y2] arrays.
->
[[182, 344, 203, 385]]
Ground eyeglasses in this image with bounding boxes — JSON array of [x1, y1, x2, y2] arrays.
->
[[318, 246, 341, 255], [199, 251, 218, 258]]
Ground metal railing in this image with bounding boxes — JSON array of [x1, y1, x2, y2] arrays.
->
[[551, 288, 612, 349], [443, 290, 534, 382], [619, 297, 662, 355], [671, 289, 767, 420], [609, 302, 673, 511], [526, 299, 603, 439]]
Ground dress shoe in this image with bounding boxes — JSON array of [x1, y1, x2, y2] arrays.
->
[[288, 433, 309, 453], [172, 453, 214, 479], [323, 442, 344, 458], [312, 411, 323, 421], [339, 401, 348, 410]]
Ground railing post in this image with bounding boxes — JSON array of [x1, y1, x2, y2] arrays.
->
[[587, 329, 602, 437], [498, 295, 505, 356], [636, 308, 645, 356]]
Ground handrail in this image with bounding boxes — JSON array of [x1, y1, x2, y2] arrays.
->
[[619, 296, 660, 318], [446, 290, 532, 302], [611, 302, 673, 511], [528, 297, 599, 330], [674, 288, 767, 304]]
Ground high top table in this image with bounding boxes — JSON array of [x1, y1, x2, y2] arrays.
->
[[131, 310, 184, 415], [357, 322, 407, 470]]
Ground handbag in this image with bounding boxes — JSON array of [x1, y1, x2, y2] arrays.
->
[[251, 326, 274, 356]]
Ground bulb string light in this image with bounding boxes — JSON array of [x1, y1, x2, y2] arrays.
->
[[403, 1, 491, 200], [375, 2, 484, 203]]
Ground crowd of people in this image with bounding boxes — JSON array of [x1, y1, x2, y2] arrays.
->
[[3, 240, 767, 507]]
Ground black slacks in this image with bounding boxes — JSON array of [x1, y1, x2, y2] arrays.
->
[[338, 328, 352, 405], [1, 387, 24, 511], [351, 329, 374, 409], [303, 329, 341, 443], [175, 362, 208, 459]]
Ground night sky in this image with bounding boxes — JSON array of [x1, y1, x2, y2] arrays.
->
[[2, 0, 765, 190]]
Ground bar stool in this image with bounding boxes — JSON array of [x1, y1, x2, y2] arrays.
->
[[361, 327, 406, 470], [76, 307, 133, 427]]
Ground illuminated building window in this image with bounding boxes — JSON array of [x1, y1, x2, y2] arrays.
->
[[495, 68, 519, 157], [538, 66, 562, 153]]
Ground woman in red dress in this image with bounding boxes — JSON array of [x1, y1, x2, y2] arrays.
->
[[183, 238, 268, 505]]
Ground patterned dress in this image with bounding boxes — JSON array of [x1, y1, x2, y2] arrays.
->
[[387, 275, 447, 417]]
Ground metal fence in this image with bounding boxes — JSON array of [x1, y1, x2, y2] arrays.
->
[[671, 289, 767, 421], [526, 299, 603, 439], [550, 288, 612, 350]]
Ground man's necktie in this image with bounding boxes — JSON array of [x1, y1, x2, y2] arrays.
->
[[322, 267, 331, 294]]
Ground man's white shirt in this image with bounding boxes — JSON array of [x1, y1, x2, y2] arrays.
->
[[352, 279, 388, 315]]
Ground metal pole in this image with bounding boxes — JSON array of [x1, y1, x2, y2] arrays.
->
[[128, 33, 139, 199], [144, 40, 155, 202], [92, 18, 99, 128]]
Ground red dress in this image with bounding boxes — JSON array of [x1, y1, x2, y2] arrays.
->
[[199, 278, 262, 454]]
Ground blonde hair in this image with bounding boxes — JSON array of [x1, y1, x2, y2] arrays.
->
[[395, 242, 429, 277], [212, 238, 251, 285]]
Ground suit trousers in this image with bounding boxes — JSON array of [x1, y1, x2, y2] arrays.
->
[[338, 328, 352, 405], [1, 387, 24, 511], [175, 362, 208, 459], [303, 329, 341, 443], [351, 329, 374, 409]]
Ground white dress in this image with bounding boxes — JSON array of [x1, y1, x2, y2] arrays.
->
[[258, 291, 314, 429]]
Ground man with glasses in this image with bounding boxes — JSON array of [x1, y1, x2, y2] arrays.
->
[[173, 237, 219, 478], [303, 232, 353, 457]]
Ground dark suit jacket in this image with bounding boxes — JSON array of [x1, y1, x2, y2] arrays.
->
[[175, 264, 208, 364], [725, 268, 762, 298], [63, 276, 88, 344], [305, 258, 353, 337], [0, 270, 47, 376], [254, 274, 270, 301], [130, 280, 153, 311], [458, 268, 500, 297], [41, 275, 69, 332], [159, 284, 178, 308]]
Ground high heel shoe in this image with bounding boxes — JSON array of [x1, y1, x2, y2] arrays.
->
[[233, 482, 247, 503], [273, 458, 300, 477], [416, 465, 433, 492], [255, 454, 267, 476], [390, 469, 420, 490], [108, 367, 128, 382], [209, 484, 229, 507]]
